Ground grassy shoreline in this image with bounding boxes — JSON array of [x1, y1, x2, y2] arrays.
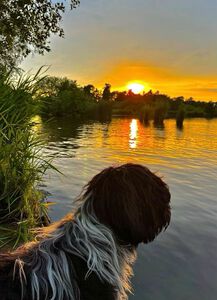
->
[[0, 71, 56, 249]]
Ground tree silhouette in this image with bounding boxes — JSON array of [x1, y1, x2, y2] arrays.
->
[[102, 83, 111, 101], [84, 84, 95, 96], [0, 0, 80, 68]]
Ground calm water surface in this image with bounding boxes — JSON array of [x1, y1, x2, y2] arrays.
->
[[37, 117, 217, 300]]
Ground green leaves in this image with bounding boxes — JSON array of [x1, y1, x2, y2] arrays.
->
[[0, 0, 80, 68], [0, 70, 56, 248]]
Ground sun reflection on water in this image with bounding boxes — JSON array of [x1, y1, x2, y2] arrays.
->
[[31, 115, 43, 133], [129, 119, 138, 149], [38, 115, 217, 300]]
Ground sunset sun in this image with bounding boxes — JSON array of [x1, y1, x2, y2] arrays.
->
[[127, 82, 145, 94]]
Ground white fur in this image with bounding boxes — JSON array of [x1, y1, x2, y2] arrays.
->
[[14, 258, 27, 299], [16, 194, 137, 300]]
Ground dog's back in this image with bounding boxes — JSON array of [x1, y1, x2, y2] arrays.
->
[[0, 216, 119, 300], [0, 248, 117, 300]]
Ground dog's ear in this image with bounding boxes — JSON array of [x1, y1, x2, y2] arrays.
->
[[83, 164, 171, 245]]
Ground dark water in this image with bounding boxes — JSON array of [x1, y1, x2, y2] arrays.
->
[[35, 116, 217, 300]]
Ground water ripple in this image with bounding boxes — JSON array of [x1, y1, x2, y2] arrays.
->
[[37, 117, 217, 300]]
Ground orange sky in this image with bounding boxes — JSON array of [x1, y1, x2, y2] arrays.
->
[[93, 60, 217, 100], [22, 0, 217, 101]]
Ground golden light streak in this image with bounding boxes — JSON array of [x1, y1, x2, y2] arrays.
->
[[129, 119, 138, 149], [31, 115, 43, 133]]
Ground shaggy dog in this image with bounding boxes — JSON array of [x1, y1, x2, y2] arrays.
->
[[0, 163, 171, 300]]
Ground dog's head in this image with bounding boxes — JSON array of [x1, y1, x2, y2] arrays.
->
[[79, 163, 171, 246]]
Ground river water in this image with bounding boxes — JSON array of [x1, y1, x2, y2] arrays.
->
[[37, 117, 217, 300]]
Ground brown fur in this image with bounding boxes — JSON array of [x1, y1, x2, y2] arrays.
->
[[82, 163, 171, 245]]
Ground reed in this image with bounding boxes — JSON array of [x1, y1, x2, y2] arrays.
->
[[139, 104, 153, 125], [0, 70, 56, 248], [153, 102, 168, 127], [176, 106, 185, 128]]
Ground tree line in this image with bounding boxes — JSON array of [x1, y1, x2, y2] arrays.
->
[[37, 76, 217, 126]]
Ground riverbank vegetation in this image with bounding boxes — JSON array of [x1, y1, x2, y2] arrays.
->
[[113, 91, 217, 119], [0, 71, 55, 248], [38, 77, 112, 121]]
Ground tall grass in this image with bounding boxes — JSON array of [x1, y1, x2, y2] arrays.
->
[[0, 70, 55, 248]]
